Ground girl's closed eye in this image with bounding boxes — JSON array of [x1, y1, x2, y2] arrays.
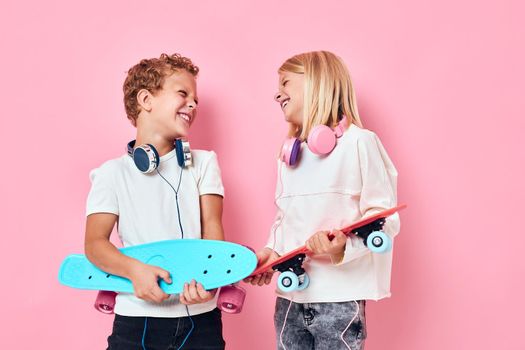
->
[[178, 90, 187, 97]]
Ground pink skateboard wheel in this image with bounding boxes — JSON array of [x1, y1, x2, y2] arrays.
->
[[217, 285, 246, 314], [94, 290, 117, 314]]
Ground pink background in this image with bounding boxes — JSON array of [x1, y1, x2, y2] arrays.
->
[[1, 0, 523, 349]]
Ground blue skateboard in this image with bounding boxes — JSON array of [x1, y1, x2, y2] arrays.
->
[[58, 239, 257, 294]]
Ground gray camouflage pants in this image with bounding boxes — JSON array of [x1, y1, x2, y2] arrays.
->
[[274, 297, 367, 350]]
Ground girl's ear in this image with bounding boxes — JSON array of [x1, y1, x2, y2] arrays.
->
[[136, 89, 153, 113]]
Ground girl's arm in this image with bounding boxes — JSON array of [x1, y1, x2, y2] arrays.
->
[[306, 230, 348, 264], [357, 132, 399, 236], [244, 248, 280, 286], [337, 132, 400, 265]]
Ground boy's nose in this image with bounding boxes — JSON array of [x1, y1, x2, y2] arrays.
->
[[274, 92, 282, 102]]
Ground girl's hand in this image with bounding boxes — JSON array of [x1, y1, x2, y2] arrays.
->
[[128, 261, 172, 303], [306, 230, 347, 264], [244, 248, 280, 286], [179, 280, 216, 305]]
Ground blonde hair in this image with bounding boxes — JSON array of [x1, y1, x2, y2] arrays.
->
[[278, 51, 363, 139]]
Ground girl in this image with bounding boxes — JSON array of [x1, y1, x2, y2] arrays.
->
[[247, 51, 400, 350]]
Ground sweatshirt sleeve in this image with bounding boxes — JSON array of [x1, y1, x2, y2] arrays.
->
[[265, 160, 286, 255], [338, 131, 400, 265]]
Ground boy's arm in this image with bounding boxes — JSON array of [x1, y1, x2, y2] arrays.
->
[[199, 194, 224, 241], [179, 194, 224, 305], [85, 213, 130, 274], [85, 213, 171, 303]]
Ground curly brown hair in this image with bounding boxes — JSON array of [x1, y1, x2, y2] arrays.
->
[[123, 53, 199, 125]]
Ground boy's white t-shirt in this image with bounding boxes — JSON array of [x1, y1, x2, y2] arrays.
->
[[86, 147, 224, 317], [266, 124, 400, 303]]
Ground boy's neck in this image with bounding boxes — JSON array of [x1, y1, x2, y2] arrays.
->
[[135, 131, 175, 157]]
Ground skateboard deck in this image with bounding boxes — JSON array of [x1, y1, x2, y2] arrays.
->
[[59, 239, 257, 294], [250, 204, 407, 277]]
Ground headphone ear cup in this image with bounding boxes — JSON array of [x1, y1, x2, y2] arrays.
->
[[281, 138, 301, 166], [133, 144, 159, 173], [307, 125, 336, 155], [175, 139, 192, 168]]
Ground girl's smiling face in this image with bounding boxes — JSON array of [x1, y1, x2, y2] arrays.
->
[[274, 72, 304, 127]]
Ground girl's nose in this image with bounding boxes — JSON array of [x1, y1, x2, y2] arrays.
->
[[274, 92, 282, 102]]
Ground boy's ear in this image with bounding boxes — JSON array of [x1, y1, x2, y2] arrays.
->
[[136, 89, 153, 113]]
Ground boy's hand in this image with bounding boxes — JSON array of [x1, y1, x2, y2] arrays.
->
[[306, 230, 347, 264], [128, 261, 172, 303], [179, 280, 216, 305], [244, 248, 280, 286]]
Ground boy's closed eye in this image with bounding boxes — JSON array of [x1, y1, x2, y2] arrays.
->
[[177, 90, 198, 105]]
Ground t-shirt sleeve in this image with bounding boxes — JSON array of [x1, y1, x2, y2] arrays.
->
[[198, 151, 225, 197], [85, 164, 119, 216], [338, 131, 400, 265]]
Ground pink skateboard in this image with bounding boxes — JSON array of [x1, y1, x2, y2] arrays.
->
[[250, 205, 407, 292]]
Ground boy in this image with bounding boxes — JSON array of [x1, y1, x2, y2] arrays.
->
[[85, 53, 226, 349]]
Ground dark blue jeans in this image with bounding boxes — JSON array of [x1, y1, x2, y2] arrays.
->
[[107, 308, 225, 350], [275, 298, 366, 350]]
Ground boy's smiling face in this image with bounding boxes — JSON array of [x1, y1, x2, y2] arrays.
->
[[147, 70, 198, 139]]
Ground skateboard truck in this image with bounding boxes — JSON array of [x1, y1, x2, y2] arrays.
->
[[273, 254, 310, 292], [350, 218, 392, 253]]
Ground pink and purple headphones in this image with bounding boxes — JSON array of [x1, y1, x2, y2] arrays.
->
[[281, 116, 349, 166]]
